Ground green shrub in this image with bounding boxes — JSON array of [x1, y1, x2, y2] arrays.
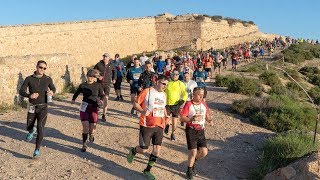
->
[[259, 71, 281, 87], [308, 87, 320, 105], [299, 66, 320, 75], [215, 75, 236, 87], [232, 95, 317, 132], [227, 78, 262, 96], [282, 43, 320, 64], [284, 68, 300, 80], [251, 131, 318, 180], [308, 75, 320, 87]]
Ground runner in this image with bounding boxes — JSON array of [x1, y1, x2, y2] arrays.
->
[[164, 69, 188, 140], [71, 69, 105, 152], [181, 72, 198, 126], [202, 53, 213, 78], [213, 52, 223, 75], [193, 65, 208, 100], [138, 61, 157, 90], [94, 53, 117, 122], [19, 60, 56, 158], [112, 54, 126, 101], [127, 58, 143, 115], [180, 87, 213, 180], [127, 75, 169, 180]]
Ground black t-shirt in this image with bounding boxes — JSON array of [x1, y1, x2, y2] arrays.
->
[[72, 82, 105, 107]]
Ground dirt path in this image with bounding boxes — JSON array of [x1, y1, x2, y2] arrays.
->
[[0, 63, 274, 180]]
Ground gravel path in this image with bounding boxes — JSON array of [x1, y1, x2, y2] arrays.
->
[[0, 66, 274, 180]]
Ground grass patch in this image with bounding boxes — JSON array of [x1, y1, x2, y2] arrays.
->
[[238, 62, 266, 73], [228, 78, 262, 96], [251, 131, 318, 179], [232, 95, 317, 132], [0, 103, 22, 113]]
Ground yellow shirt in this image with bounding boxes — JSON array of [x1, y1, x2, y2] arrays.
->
[[165, 80, 188, 105]]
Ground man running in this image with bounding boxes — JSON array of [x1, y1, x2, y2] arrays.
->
[[112, 54, 126, 101], [193, 65, 208, 100], [127, 75, 169, 180], [164, 69, 188, 141], [72, 69, 105, 152], [19, 60, 56, 158], [126, 58, 143, 115], [180, 87, 213, 179], [94, 53, 117, 122], [138, 61, 157, 90]]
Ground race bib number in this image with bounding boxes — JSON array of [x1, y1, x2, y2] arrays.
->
[[133, 73, 141, 80], [196, 77, 203, 82], [28, 104, 35, 113], [153, 107, 164, 117], [79, 101, 88, 112]]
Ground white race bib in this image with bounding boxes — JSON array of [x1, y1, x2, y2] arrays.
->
[[196, 77, 203, 82], [28, 104, 35, 113], [79, 101, 88, 112], [153, 107, 165, 117], [133, 73, 141, 80]]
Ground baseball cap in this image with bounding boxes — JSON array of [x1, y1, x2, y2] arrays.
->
[[103, 53, 110, 57], [87, 69, 100, 78]]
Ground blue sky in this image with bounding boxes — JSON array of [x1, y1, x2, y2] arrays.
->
[[1, 0, 319, 39]]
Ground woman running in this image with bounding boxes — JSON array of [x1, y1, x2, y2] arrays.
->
[[72, 69, 105, 152]]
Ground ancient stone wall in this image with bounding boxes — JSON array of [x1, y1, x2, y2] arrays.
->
[[0, 54, 84, 105], [0, 17, 158, 66], [155, 15, 202, 51]]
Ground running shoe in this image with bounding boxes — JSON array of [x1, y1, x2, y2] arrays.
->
[[81, 145, 87, 152], [89, 134, 95, 143], [170, 134, 176, 141], [33, 149, 40, 158], [164, 125, 169, 135], [186, 169, 194, 180], [101, 114, 107, 122], [143, 170, 155, 180], [26, 127, 37, 142], [127, 147, 135, 164], [120, 95, 124, 101]]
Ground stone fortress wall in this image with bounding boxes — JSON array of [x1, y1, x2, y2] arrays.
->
[[0, 13, 276, 105]]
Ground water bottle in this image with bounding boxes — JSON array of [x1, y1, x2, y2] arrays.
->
[[47, 87, 53, 103], [47, 94, 53, 103]]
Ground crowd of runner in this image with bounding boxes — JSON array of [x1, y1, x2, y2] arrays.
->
[[19, 36, 318, 179]]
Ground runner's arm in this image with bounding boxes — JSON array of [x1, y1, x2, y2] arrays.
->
[[72, 84, 82, 101], [19, 77, 30, 98]]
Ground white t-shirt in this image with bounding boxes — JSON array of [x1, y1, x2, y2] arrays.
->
[[140, 56, 149, 66], [184, 80, 198, 101]]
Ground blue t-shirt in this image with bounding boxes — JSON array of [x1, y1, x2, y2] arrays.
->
[[112, 60, 126, 77], [156, 60, 166, 73], [193, 70, 208, 87], [129, 66, 143, 88]]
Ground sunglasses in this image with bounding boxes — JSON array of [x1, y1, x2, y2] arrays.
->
[[38, 66, 47, 70], [173, 73, 180, 76], [160, 82, 167, 86]]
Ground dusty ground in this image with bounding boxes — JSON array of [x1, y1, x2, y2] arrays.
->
[[0, 62, 275, 180]]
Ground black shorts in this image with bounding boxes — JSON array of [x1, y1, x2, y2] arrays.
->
[[166, 105, 180, 118], [204, 68, 211, 73], [185, 126, 207, 150], [232, 60, 238, 65], [114, 76, 122, 90], [130, 87, 140, 95], [139, 126, 164, 149]]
